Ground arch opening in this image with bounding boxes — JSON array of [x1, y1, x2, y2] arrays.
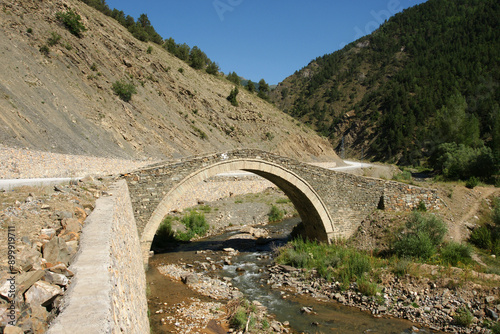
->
[[140, 159, 335, 263]]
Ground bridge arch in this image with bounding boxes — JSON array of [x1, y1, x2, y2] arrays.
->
[[140, 158, 336, 262]]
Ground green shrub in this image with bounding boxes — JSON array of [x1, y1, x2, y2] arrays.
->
[[47, 32, 61, 46], [112, 80, 136, 102], [146, 46, 153, 54], [492, 322, 500, 334], [469, 226, 492, 249], [152, 216, 176, 248], [268, 205, 284, 222], [56, 9, 87, 37], [39, 45, 50, 56], [230, 307, 247, 330], [178, 67, 184, 73], [392, 212, 447, 260], [440, 242, 472, 266], [357, 277, 379, 296], [466, 176, 479, 189], [453, 306, 473, 327], [416, 200, 427, 212], [27, 28, 33, 34], [393, 170, 412, 182], [227, 86, 239, 107], [176, 211, 209, 241], [432, 143, 496, 180]]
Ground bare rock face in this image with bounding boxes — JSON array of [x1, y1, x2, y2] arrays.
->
[[0, 0, 342, 164], [24, 281, 63, 307]]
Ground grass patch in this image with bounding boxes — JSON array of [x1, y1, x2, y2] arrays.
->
[[275, 238, 377, 288], [268, 205, 284, 223], [276, 198, 291, 204], [453, 306, 473, 327]]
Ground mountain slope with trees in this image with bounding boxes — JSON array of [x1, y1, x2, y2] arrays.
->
[[271, 0, 499, 179]]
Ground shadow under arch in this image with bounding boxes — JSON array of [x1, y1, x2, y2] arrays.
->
[[140, 159, 336, 264]]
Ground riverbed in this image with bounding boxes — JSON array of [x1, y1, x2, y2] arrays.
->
[[147, 218, 443, 334]]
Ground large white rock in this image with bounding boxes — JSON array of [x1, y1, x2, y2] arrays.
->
[[24, 281, 62, 307]]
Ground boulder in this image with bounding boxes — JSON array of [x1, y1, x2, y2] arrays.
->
[[43, 271, 69, 287], [16, 247, 42, 272], [3, 326, 24, 334], [181, 274, 199, 285], [61, 218, 82, 234], [24, 281, 62, 307], [17, 270, 45, 295], [42, 237, 71, 265], [47, 263, 74, 277]]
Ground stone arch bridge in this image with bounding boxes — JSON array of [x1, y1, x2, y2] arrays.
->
[[123, 149, 440, 263]]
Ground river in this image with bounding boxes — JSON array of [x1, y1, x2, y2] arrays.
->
[[147, 218, 441, 334]]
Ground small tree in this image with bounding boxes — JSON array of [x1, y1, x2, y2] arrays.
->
[[56, 9, 87, 37], [258, 78, 270, 100], [206, 60, 219, 75], [227, 72, 240, 86], [112, 80, 137, 102], [246, 80, 256, 93], [227, 87, 239, 107]]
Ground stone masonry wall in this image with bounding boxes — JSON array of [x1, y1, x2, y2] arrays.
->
[[125, 149, 440, 240], [48, 180, 149, 334]]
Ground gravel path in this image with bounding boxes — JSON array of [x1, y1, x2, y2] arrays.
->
[[0, 145, 154, 179]]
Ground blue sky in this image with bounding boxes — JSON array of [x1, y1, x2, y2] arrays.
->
[[104, 0, 427, 84]]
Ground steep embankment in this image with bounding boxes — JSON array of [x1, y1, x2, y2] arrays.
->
[[0, 0, 341, 163]]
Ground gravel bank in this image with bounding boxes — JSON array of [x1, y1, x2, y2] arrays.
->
[[0, 145, 154, 179]]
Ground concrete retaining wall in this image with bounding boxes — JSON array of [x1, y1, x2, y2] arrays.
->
[[48, 180, 149, 334]]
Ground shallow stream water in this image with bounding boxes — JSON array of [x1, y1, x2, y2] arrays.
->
[[148, 218, 442, 334]]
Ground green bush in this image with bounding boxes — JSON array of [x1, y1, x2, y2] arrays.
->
[[466, 176, 479, 189], [357, 277, 380, 296], [152, 216, 177, 248], [176, 211, 209, 241], [392, 212, 447, 260], [56, 9, 87, 37], [492, 321, 500, 334], [432, 143, 496, 180], [227, 86, 239, 107], [39, 45, 50, 56], [146, 46, 153, 54], [230, 307, 247, 330], [268, 205, 284, 222], [112, 80, 136, 102], [469, 226, 492, 249], [453, 306, 473, 327], [440, 242, 472, 266], [415, 200, 427, 212]]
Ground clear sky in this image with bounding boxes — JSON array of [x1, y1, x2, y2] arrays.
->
[[104, 0, 428, 84]]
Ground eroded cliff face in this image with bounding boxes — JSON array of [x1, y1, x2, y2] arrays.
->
[[0, 0, 342, 163]]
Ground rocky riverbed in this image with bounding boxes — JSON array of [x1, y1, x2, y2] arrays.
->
[[266, 262, 500, 333]]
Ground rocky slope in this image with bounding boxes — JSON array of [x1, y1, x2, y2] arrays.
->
[[0, 0, 341, 163]]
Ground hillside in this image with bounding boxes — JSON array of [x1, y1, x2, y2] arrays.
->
[[0, 0, 341, 163], [270, 0, 499, 169]]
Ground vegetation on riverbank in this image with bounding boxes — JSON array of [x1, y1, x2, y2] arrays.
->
[[274, 208, 499, 294], [153, 210, 210, 247]]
